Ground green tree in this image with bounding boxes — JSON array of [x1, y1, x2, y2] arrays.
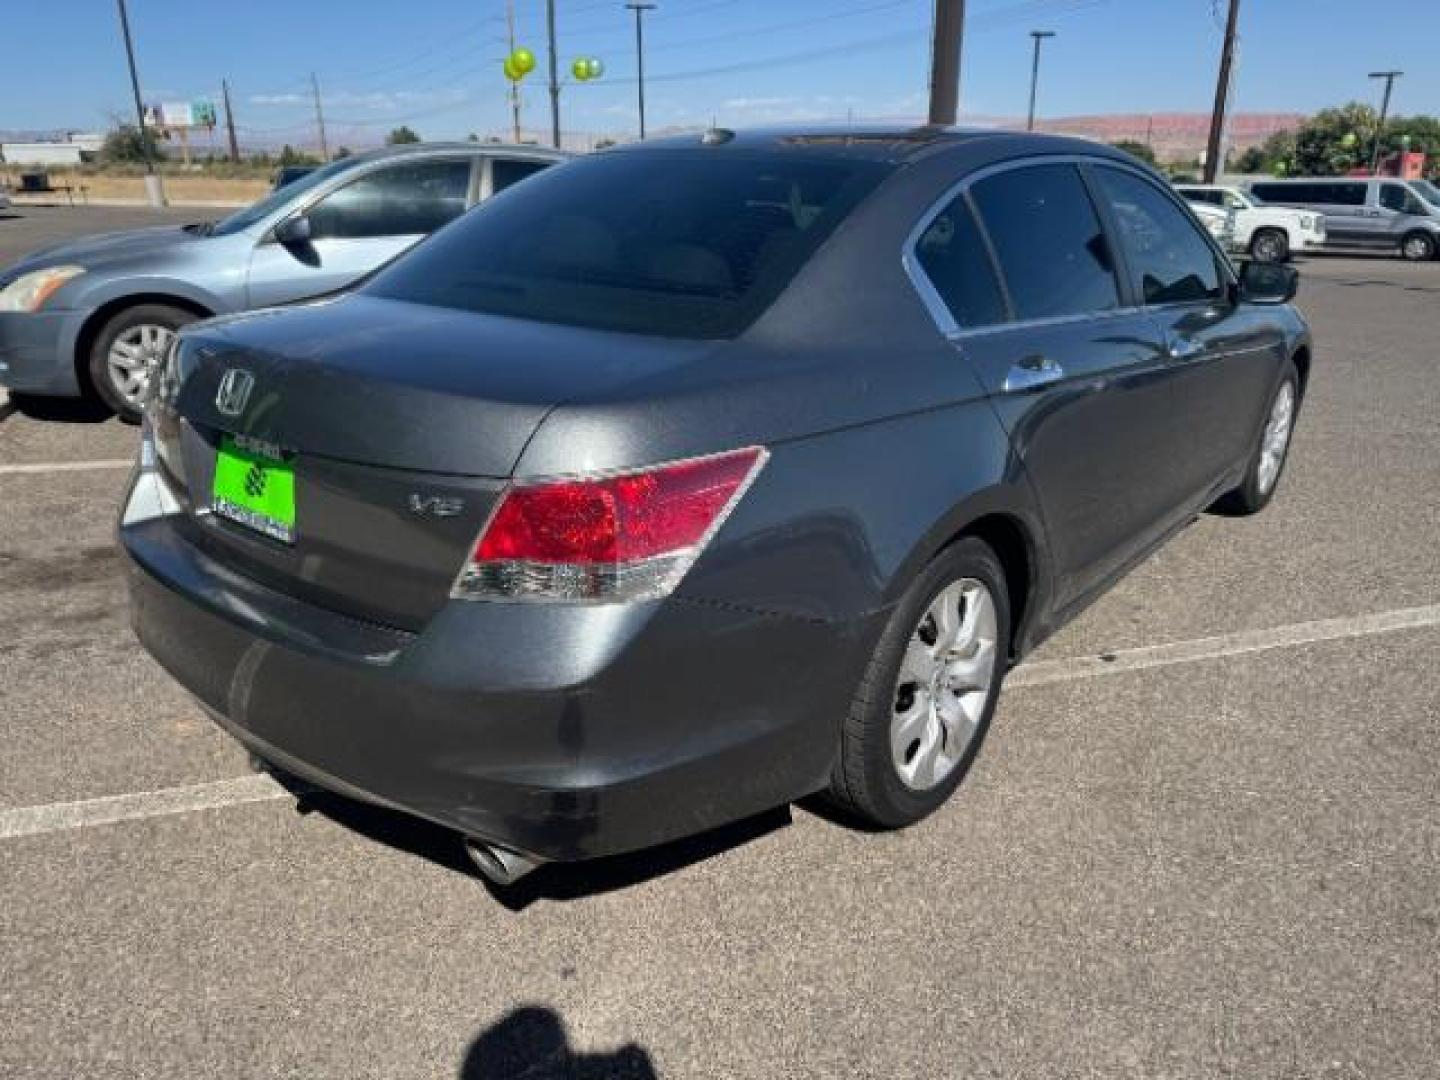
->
[[386, 125, 421, 145], [1291, 103, 1377, 175], [100, 123, 161, 164], [1109, 139, 1157, 166], [277, 144, 318, 167]]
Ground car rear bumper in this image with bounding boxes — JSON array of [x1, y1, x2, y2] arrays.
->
[[121, 470, 877, 862], [0, 310, 80, 395]]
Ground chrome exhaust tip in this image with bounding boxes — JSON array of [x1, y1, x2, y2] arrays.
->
[[463, 837, 543, 886]]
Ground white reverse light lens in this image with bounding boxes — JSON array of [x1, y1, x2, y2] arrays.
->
[[0, 265, 86, 312]]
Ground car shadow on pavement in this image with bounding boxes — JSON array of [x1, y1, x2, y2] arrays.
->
[[7, 392, 114, 424], [289, 781, 792, 910], [459, 1007, 657, 1079]]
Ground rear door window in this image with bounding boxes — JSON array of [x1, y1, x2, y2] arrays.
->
[[970, 163, 1120, 320], [307, 159, 472, 240], [912, 195, 1008, 329], [491, 158, 553, 194], [1181, 188, 1223, 207], [1091, 166, 1226, 306], [366, 150, 887, 338]]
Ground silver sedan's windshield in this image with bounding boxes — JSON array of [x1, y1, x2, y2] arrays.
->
[[211, 157, 362, 237]]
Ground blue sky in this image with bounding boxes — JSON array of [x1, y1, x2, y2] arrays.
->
[[4, 0, 1437, 147]]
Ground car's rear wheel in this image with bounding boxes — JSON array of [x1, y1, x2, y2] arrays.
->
[[827, 537, 1009, 828], [1249, 227, 1289, 264], [87, 304, 196, 422], [1215, 363, 1299, 516], [1400, 231, 1436, 262]]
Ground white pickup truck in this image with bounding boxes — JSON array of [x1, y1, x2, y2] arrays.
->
[[1174, 184, 1326, 262]]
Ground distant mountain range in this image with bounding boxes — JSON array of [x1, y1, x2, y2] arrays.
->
[[3, 112, 1307, 162]]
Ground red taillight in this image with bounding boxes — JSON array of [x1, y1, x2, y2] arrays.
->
[[454, 447, 767, 602]]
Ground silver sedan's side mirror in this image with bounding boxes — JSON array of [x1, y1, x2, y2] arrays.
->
[[273, 214, 313, 247]]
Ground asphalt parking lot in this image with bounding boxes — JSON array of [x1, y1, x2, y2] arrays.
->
[[2, 205, 1438, 1078]]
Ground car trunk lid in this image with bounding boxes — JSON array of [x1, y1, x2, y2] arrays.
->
[[155, 294, 712, 629]]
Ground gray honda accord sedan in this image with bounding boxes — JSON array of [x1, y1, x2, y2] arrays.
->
[[122, 127, 1310, 885]]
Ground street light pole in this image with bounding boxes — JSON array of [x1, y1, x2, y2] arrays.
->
[[1026, 30, 1055, 132], [1368, 70, 1403, 175], [626, 2, 657, 140], [114, 0, 165, 206]]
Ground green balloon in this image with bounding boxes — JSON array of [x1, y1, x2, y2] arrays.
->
[[511, 47, 536, 74], [503, 56, 521, 81], [586, 57, 604, 79], [572, 57, 591, 81]]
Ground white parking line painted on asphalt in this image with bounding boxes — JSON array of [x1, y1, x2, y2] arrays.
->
[[0, 774, 288, 840], [1008, 603, 1440, 688], [0, 459, 134, 476], [2, 604, 1437, 841]]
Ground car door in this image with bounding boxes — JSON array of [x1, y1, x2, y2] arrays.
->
[[246, 156, 475, 308], [1323, 181, 1380, 247], [1378, 181, 1427, 249], [1089, 164, 1283, 506], [912, 161, 1181, 609]]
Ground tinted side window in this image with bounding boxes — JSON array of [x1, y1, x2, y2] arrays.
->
[[492, 158, 552, 194], [913, 195, 1008, 329], [970, 164, 1119, 320], [1181, 189, 1223, 207], [307, 160, 472, 240], [1380, 183, 1423, 214], [1092, 168, 1224, 305], [1326, 182, 1368, 206]]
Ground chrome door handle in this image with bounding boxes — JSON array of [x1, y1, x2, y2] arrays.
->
[[1165, 336, 1204, 362], [1003, 354, 1064, 393]]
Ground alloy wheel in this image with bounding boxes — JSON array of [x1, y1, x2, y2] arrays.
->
[[106, 323, 174, 409], [890, 578, 999, 791], [1256, 381, 1295, 496]]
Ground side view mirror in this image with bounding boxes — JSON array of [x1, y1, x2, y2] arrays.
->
[[1237, 260, 1298, 305], [273, 214, 312, 247]]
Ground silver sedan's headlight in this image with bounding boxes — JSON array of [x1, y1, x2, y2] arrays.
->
[[0, 265, 86, 312]]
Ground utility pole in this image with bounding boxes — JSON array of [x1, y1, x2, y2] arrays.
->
[[1368, 70, 1403, 175], [546, 0, 561, 149], [114, 0, 164, 206], [626, 3, 657, 140], [1203, 0, 1240, 183], [506, 0, 522, 142], [310, 72, 329, 161], [927, 0, 965, 125], [221, 78, 240, 163], [1025, 30, 1054, 132]]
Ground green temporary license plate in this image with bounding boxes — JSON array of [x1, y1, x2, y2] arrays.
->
[[212, 435, 296, 544]]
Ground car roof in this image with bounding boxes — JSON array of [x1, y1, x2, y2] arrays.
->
[[338, 142, 571, 166], [609, 124, 1137, 168]]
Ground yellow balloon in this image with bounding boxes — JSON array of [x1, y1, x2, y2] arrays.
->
[[503, 56, 521, 81], [511, 48, 536, 75], [572, 58, 591, 81]]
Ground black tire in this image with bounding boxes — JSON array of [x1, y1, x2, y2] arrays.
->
[[1400, 231, 1437, 262], [1249, 227, 1289, 264], [827, 537, 1010, 829], [86, 303, 197, 423], [1214, 362, 1300, 516]]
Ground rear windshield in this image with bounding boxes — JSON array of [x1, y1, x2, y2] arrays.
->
[[365, 149, 887, 338]]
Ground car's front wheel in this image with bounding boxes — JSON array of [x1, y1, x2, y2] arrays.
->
[[87, 304, 197, 422], [1400, 231, 1437, 262], [827, 537, 1009, 828], [1215, 362, 1299, 515], [1249, 227, 1289, 264]]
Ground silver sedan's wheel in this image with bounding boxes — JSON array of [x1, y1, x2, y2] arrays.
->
[[106, 323, 174, 409], [890, 577, 999, 791], [1256, 380, 1295, 496]]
